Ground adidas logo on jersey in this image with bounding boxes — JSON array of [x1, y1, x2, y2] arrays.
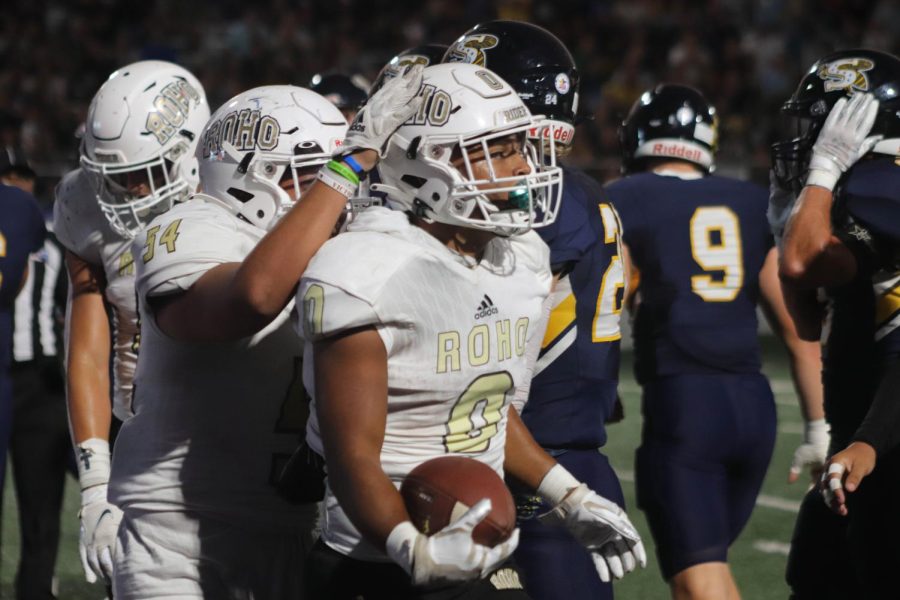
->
[[474, 294, 499, 319]]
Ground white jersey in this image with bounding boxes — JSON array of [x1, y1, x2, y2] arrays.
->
[[109, 198, 314, 531], [53, 168, 139, 420], [298, 207, 552, 559]]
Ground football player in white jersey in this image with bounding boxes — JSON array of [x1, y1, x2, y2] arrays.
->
[[108, 79, 419, 598], [298, 62, 646, 599], [52, 60, 209, 585]]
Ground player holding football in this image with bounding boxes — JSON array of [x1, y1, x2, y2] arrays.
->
[[107, 84, 348, 598], [776, 49, 900, 600], [52, 60, 210, 586], [298, 62, 645, 599], [443, 21, 633, 600], [606, 84, 823, 600]]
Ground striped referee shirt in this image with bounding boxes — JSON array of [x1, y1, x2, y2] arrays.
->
[[13, 232, 65, 363]]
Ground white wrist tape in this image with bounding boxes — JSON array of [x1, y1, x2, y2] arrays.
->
[[805, 158, 841, 192], [75, 437, 111, 491], [385, 520, 419, 576], [317, 168, 357, 199], [537, 464, 581, 506], [805, 418, 829, 443]]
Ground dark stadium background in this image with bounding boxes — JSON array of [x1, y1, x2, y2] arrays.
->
[[1, 1, 897, 597]]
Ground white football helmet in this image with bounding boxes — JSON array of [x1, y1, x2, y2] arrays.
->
[[80, 60, 210, 239], [373, 63, 562, 236], [196, 85, 347, 230]]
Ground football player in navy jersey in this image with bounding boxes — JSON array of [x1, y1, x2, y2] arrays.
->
[[776, 49, 900, 600], [444, 21, 639, 600], [0, 181, 46, 518], [607, 84, 823, 600]]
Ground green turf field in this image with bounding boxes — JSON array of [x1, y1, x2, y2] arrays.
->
[[1, 338, 809, 599]]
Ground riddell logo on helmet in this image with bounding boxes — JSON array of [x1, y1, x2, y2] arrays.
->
[[528, 125, 574, 145], [651, 143, 701, 162]]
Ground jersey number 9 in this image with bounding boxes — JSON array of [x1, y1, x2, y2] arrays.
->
[[689, 206, 743, 302]]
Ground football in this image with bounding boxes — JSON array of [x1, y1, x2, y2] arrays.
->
[[400, 456, 516, 547]]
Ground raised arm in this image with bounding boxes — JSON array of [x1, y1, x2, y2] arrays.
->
[[151, 177, 354, 341], [153, 66, 426, 342], [780, 93, 881, 288]]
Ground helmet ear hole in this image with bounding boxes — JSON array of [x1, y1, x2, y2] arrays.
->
[[227, 188, 254, 203], [401, 174, 427, 189]]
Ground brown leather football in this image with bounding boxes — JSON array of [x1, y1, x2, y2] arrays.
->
[[400, 456, 516, 547]]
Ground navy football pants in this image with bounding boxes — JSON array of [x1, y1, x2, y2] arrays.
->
[[635, 373, 776, 579]]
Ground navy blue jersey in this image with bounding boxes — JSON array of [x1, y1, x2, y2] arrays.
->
[[0, 184, 46, 369], [607, 173, 772, 382], [835, 159, 900, 362], [522, 166, 622, 448]]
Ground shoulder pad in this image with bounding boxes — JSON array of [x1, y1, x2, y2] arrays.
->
[[52, 169, 106, 262], [134, 200, 261, 298]]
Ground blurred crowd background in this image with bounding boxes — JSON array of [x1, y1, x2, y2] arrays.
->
[[2, 0, 897, 200]]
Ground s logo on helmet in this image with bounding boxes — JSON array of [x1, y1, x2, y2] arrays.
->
[[145, 79, 203, 145], [398, 54, 433, 69], [447, 34, 499, 67], [383, 55, 434, 83], [817, 58, 875, 93]]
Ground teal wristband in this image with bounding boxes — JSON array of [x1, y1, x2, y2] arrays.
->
[[326, 160, 360, 186]]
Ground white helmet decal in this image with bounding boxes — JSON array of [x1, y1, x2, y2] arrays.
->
[[196, 85, 347, 231]]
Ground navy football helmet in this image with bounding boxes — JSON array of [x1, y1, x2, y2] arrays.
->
[[369, 44, 448, 98], [619, 84, 718, 174], [443, 20, 580, 149], [309, 73, 368, 119], [772, 49, 900, 194]]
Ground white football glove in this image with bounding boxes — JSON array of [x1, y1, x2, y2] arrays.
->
[[789, 418, 830, 483], [767, 170, 796, 249], [341, 63, 425, 157], [78, 483, 122, 584], [806, 92, 881, 191], [386, 499, 519, 586], [538, 465, 646, 582]]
